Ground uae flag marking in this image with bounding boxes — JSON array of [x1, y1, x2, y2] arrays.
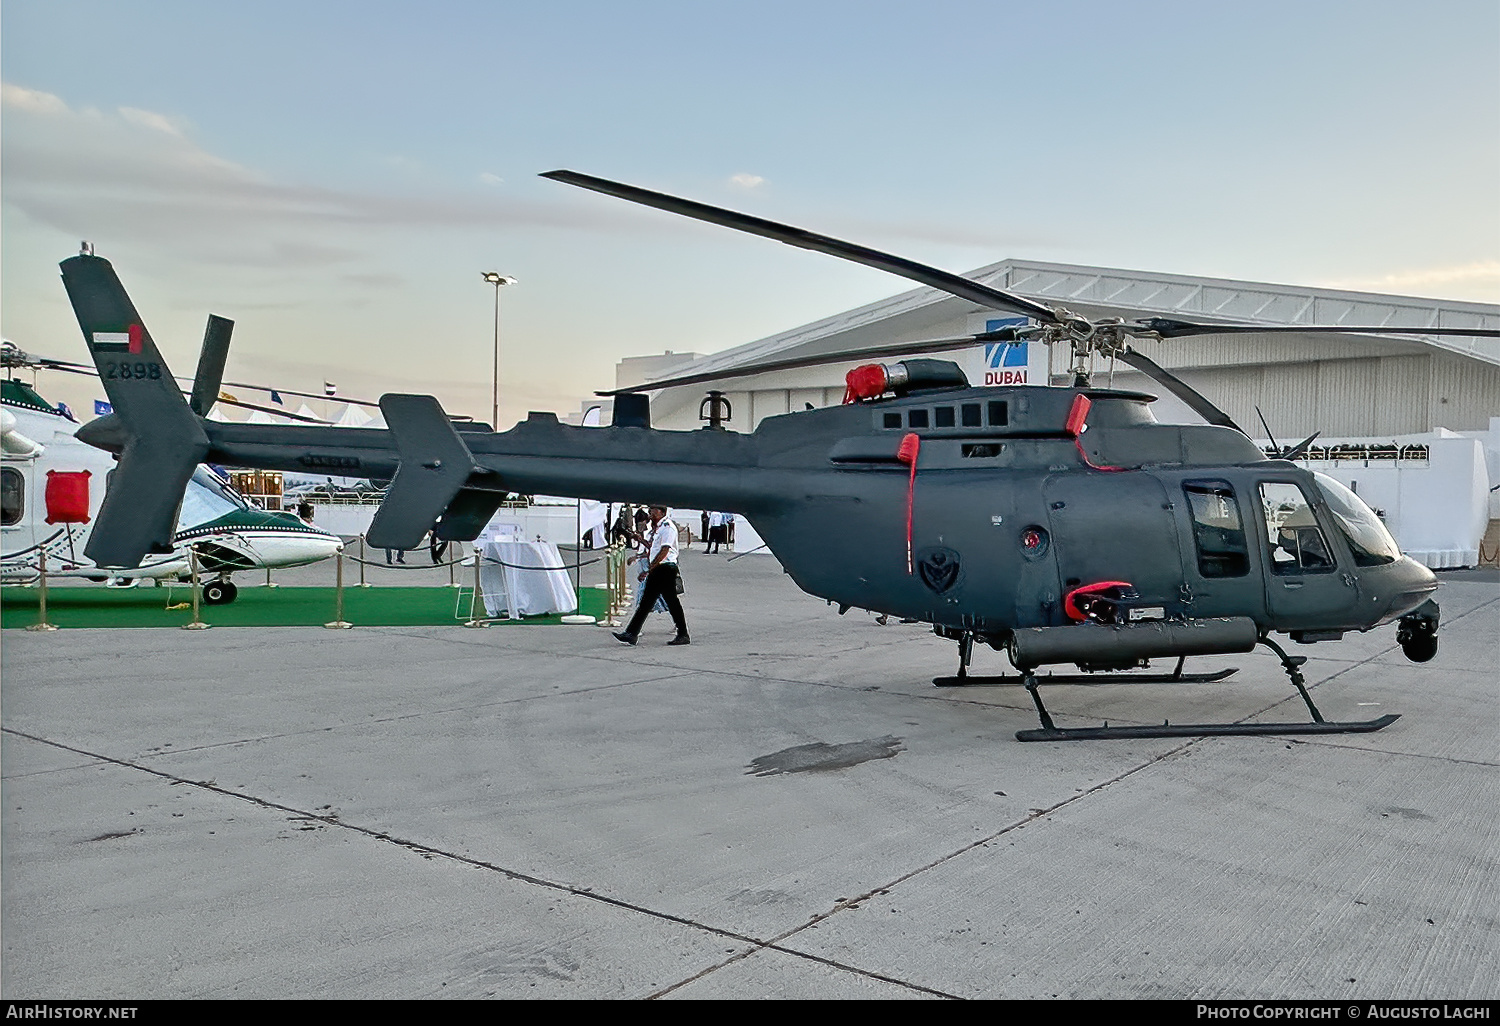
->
[[92, 324, 144, 354]]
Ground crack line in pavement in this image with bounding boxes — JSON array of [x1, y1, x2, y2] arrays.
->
[[1, 726, 954, 999], [648, 737, 1199, 999]]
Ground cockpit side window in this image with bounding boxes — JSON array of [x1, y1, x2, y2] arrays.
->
[[1, 468, 23, 526], [1259, 482, 1336, 575], [1183, 479, 1248, 578]]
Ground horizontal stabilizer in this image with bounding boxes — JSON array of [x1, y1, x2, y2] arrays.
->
[[436, 487, 508, 542], [367, 394, 479, 550]]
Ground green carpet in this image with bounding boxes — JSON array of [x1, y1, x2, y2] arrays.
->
[[1, 584, 611, 630]]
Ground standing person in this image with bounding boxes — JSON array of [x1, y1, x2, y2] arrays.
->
[[613, 504, 690, 646], [700, 510, 710, 551], [610, 506, 633, 546], [707, 510, 726, 554]]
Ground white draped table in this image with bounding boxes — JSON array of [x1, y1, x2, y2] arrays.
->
[[478, 540, 577, 619]]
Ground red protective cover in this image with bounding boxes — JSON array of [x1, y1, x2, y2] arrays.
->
[[45, 470, 91, 525], [842, 364, 889, 404]]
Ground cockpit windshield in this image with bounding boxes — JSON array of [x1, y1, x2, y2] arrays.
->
[[1312, 472, 1401, 567], [178, 467, 246, 529]]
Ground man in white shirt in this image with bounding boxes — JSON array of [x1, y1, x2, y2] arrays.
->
[[707, 510, 726, 553], [614, 504, 690, 645]]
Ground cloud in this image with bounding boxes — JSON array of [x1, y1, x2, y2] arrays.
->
[[1316, 261, 1500, 302], [0, 82, 685, 271], [118, 106, 186, 137], [729, 173, 765, 189], [479, 172, 504, 186], [1, 82, 69, 116]]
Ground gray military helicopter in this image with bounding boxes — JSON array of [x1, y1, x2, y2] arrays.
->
[[60, 171, 1498, 741]]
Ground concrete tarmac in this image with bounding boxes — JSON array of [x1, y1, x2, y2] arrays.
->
[[2, 547, 1496, 999]]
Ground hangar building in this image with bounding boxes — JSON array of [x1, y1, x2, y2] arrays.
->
[[574, 261, 1499, 566], [592, 260, 1498, 440]]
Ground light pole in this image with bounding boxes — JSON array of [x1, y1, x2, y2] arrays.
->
[[481, 272, 517, 428]]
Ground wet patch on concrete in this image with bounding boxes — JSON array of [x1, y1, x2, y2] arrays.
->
[[747, 736, 904, 776]]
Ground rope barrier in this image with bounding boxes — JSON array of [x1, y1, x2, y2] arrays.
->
[[341, 551, 605, 572]]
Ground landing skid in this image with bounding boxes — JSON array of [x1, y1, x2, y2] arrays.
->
[[1016, 714, 1400, 742], [1011, 636, 1400, 742]]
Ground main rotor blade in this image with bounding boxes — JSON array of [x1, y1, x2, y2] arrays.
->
[[1254, 406, 1281, 453], [598, 328, 1021, 396], [207, 395, 329, 423], [1116, 348, 1242, 433], [1137, 317, 1500, 339], [543, 170, 1061, 325], [218, 380, 382, 409], [1283, 431, 1321, 460]]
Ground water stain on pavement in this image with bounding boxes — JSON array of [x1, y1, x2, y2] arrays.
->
[[747, 736, 904, 776]]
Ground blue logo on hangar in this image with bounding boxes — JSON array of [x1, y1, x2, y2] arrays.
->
[[983, 317, 1031, 383]]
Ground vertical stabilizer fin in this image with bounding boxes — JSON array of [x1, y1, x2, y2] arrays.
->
[[60, 254, 209, 567], [190, 315, 235, 416]]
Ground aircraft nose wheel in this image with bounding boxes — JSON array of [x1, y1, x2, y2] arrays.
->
[[202, 579, 238, 605]]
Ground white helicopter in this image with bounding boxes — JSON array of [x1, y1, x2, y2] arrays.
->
[[2, 370, 343, 604]]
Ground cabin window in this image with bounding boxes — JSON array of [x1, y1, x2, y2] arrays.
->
[[907, 409, 929, 429], [934, 406, 955, 428], [1183, 480, 1248, 578], [961, 403, 981, 427], [987, 401, 1008, 426], [962, 444, 1003, 459], [1, 468, 23, 526], [883, 413, 902, 429], [1259, 482, 1335, 575]]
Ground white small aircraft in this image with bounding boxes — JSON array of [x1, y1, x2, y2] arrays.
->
[[2, 378, 343, 603]]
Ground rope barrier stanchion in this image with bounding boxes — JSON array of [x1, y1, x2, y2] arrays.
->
[[183, 548, 211, 630], [463, 548, 488, 628], [324, 550, 353, 629], [598, 542, 631, 628], [265, 567, 278, 589], [448, 542, 460, 588], [27, 548, 58, 632], [357, 535, 372, 587]]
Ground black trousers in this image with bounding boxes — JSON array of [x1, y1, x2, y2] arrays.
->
[[626, 563, 687, 637]]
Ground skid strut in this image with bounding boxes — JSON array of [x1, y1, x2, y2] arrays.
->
[[1010, 639, 1399, 742]]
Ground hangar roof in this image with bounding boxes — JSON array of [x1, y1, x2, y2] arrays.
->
[[653, 260, 1500, 385]]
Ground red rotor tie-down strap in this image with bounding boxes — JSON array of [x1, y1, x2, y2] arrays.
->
[[1067, 393, 1126, 472], [843, 364, 888, 404], [897, 432, 921, 574], [1064, 580, 1135, 622]]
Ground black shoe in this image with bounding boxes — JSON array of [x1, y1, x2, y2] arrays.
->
[[667, 634, 691, 646], [613, 631, 638, 645]]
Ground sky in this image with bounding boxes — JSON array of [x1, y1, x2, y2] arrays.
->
[[3, 0, 1497, 426]]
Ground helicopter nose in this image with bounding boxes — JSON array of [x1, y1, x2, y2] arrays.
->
[[1370, 557, 1439, 625]]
